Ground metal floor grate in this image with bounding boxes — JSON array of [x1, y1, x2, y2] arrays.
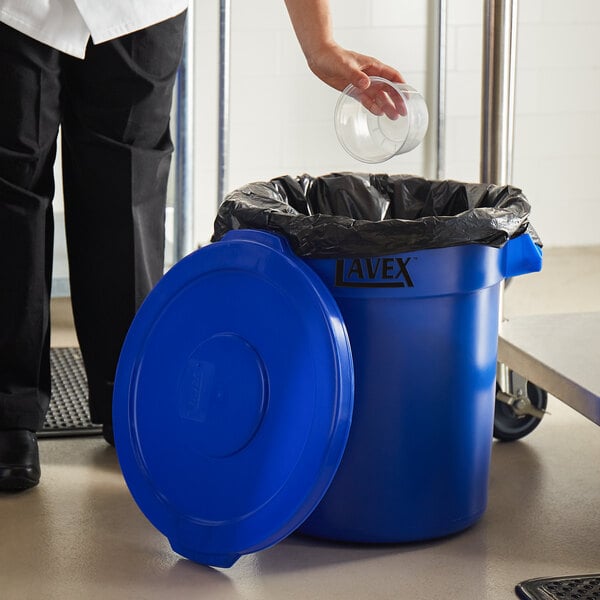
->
[[40, 347, 101, 438], [516, 575, 600, 600]]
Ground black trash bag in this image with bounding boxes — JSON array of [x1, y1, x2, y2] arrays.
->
[[212, 173, 541, 258]]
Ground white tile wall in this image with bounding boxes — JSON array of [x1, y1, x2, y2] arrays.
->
[[371, 0, 428, 27], [512, 7, 600, 246]]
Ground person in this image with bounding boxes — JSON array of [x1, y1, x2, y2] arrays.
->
[[0, 0, 403, 492]]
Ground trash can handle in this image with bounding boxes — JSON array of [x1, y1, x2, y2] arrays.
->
[[502, 233, 543, 279]]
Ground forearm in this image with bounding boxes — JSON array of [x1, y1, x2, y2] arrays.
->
[[283, 0, 404, 92], [283, 0, 336, 60]]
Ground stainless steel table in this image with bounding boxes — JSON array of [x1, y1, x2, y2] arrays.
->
[[498, 312, 600, 425]]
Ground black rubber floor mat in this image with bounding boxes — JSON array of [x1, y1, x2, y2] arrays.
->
[[516, 575, 600, 600], [40, 347, 101, 438]]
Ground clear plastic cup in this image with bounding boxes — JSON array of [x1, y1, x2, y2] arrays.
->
[[334, 77, 429, 164]]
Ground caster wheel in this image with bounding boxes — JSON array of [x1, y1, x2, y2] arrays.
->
[[493, 381, 547, 441]]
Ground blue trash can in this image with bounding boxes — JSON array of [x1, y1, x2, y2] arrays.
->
[[300, 231, 541, 542], [113, 175, 542, 568]]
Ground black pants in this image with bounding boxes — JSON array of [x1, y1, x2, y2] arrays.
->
[[0, 13, 186, 430]]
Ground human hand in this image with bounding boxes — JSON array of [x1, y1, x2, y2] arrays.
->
[[306, 43, 407, 118]]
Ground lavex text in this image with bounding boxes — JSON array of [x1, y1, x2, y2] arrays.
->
[[335, 257, 414, 288]]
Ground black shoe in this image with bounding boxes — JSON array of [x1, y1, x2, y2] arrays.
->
[[102, 422, 114, 447], [0, 430, 41, 492]]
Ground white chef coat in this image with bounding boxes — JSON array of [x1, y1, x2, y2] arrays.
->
[[0, 0, 189, 59]]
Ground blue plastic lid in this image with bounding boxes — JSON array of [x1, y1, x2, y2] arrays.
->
[[113, 229, 354, 568]]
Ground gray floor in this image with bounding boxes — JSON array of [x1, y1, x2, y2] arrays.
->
[[1, 246, 599, 600]]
